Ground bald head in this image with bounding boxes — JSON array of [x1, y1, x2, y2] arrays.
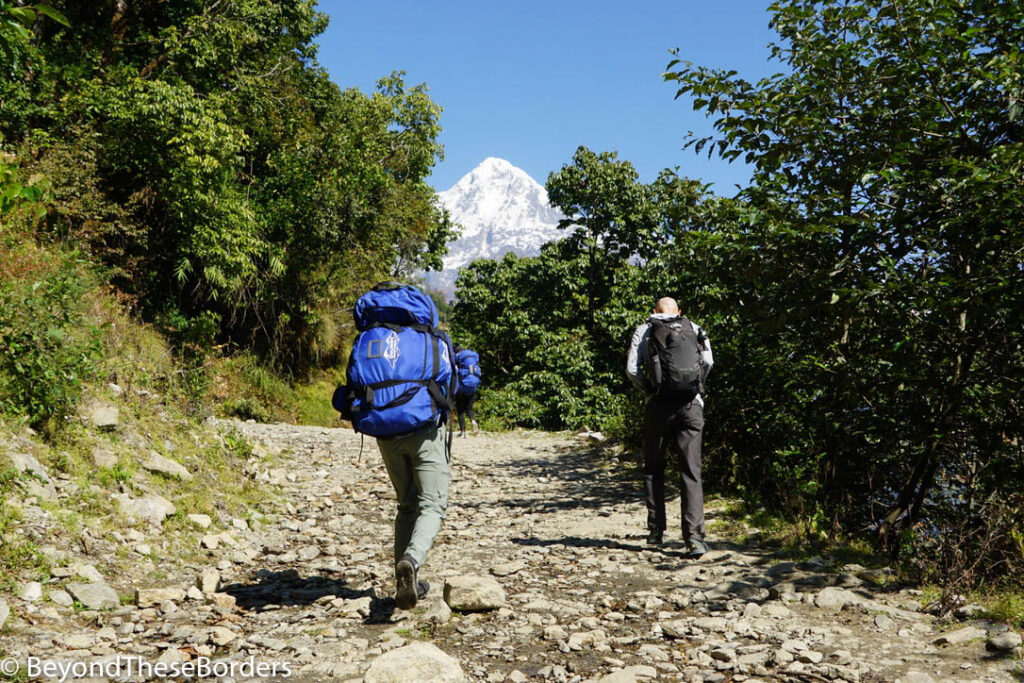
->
[[654, 297, 680, 315]]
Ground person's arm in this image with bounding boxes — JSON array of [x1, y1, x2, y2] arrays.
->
[[625, 323, 654, 395]]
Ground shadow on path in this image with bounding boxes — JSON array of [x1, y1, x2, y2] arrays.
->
[[457, 443, 644, 513], [221, 568, 394, 620], [511, 534, 698, 561]]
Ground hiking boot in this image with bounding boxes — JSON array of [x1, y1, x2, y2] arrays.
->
[[686, 537, 708, 558], [471, 419, 479, 433], [417, 580, 430, 600], [646, 529, 663, 546], [459, 431, 467, 439], [395, 555, 418, 610]]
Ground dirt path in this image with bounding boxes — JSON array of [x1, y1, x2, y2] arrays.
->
[[2, 422, 1019, 682]]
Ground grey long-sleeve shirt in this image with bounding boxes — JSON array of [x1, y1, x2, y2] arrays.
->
[[625, 313, 713, 406]]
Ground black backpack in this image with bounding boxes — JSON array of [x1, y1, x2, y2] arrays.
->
[[648, 316, 706, 402]]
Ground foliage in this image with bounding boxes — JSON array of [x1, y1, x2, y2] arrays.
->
[[664, 0, 1024, 557], [0, 468, 48, 591], [0, 145, 52, 219], [452, 154, 721, 435], [210, 352, 343, 426], [0, 241, 102, 431], [1, 0, 452, 371]]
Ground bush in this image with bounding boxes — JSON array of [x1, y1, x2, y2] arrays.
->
[[473, 388, 546, 431], [0, 244, 101, 431]]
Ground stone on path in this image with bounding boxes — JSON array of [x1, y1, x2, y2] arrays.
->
[[187, 513, 212, 529], [142, 451, 193, 481], [6, 451, 58, 500], [210, 592, 236, 609], [66, 583, 120, 610], [596, 665, 658, 682], [933, 626, 987, 646], [659, 620, 688, 639], [814, 586, 860, 611], [900, 672, 935, 683], [987, 631, 1022, 652], [198, 568, 220, 595], [18, 581, 43, 602], [0, 598, 9, 629], [208, 626, 237, 646], [92, 447, 118, 468], [422, 597, 452, 624], [49, 589, 74, 607], [136, 587, 185, 607], [71, 562, 105, 583], [363, 642, 466, 683], [6, 451, 51, 481], [201, 532, 237, 549], [443, 575, 506, 611]]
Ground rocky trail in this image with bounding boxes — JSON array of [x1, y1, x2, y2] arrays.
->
[[2, 421, 1021, 682]]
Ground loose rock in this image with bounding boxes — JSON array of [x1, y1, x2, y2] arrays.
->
[[363, 642, 466, 682], [66, 583, 120, 610], [443, 575, 506, 611]]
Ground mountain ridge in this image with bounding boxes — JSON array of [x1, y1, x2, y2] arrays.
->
[[423, 158, 565, 295]]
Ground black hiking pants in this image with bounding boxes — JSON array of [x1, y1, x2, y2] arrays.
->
[[643, 398, 705, 541], [455, 393, 477, 432]]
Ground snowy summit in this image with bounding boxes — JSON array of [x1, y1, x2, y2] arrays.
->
[[438, 157, 565, 271], [422, 158, 565, 294]]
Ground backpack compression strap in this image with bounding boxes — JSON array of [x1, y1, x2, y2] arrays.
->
[[351, 323, 453, 415]]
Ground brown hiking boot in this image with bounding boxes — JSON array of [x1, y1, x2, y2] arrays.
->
[[395, 555, 418, 610]]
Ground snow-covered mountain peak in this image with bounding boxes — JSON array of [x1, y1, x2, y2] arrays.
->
[[422, 158, 566, 295], [438, 158, 564, 256]]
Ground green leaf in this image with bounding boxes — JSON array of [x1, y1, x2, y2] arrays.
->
[[34, 3, 70, 27]]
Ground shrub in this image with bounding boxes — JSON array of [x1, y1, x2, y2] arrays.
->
[[0, 245, 101, 431]]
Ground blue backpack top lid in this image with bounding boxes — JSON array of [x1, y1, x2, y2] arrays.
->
[[353, 282, 438, 331]]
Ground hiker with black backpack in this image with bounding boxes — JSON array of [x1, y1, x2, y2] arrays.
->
[[453, 346, 482, 438], [625, 296, 713, 558], [332, 283, 457, 610]]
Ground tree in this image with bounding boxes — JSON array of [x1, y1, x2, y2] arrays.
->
[[546, 147, 658, 336], [664, 0, 1024, 557], [2, 1, 451, 370]]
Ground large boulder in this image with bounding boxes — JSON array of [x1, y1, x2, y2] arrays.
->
[[364, 642, 466, 682], [443, 575, 506, 611]]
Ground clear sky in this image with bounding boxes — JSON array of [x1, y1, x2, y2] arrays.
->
[[315, 1, 781, 195]]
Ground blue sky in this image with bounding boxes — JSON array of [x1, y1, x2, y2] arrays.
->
[[315, 2, 781, 195]]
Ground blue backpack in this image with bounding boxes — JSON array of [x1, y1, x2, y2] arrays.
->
[[332, 283, 456, 438], [455, 349, 482, 395]]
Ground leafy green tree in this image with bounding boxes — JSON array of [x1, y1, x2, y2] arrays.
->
[[2, 1, 451, 370], [664, 0, 1024, 559], [546, 147, 658, 336]]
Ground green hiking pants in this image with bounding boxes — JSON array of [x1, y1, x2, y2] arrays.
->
[[376, 424, 450, 568]]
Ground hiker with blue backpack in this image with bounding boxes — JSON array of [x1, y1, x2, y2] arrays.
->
[[453, 346, 482, 438], [625, 296, 713, 558], [332, 283, 457, 610]]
